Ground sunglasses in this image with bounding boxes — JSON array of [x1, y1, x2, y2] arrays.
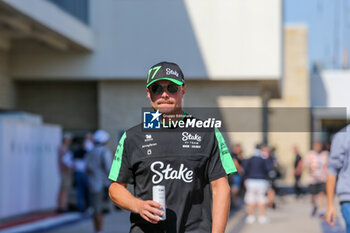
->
[[149, 83, 179, 94]]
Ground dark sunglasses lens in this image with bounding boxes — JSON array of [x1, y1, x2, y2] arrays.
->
[[167, 84, 179, 94], [150, 84, 163, 94]]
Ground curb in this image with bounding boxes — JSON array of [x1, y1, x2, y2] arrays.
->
[[0, 213, 88, 233]]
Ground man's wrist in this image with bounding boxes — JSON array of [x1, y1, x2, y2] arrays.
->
[[327, 202, 335, 208], [132, 198, 142, 214], [211, 228, 224, 233]]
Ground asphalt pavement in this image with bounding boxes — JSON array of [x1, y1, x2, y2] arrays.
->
[[0, 194, 346, 233]]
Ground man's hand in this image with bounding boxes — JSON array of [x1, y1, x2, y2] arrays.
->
[[135, 199, 164, 224], [326, 205, 337, 226], [109, 182, 164, 224]]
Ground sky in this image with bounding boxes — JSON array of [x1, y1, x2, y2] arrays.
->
[[284, 0, 350, 70]]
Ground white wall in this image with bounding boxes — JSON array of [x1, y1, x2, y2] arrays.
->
[[0, 117, 61, 218], [10, 0, 282, 82], [311, 70, 350, 118], [184, 0, 282, 79]]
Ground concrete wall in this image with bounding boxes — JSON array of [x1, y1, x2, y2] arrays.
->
[[184, 0, 282, 79], [14, 79, 263, 152], [269, 25, 310, 185], [16, 81, 97, 132], [216, 96, 262, 157], [98, 81, 149, 148], [1, 0, 94, 50], [0, 51, 15, 109], [187, 82, 263, 156], [11, 25, 308, 187], [10, 0, 281, 83]]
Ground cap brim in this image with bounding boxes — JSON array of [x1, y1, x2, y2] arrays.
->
[[146, 77, 183, 87]]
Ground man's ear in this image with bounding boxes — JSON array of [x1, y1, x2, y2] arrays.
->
[[182, 85, 186, 96], [146, 88, 151, 100]]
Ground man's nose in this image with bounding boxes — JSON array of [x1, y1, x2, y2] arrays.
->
[[161, 89, 169, 98]]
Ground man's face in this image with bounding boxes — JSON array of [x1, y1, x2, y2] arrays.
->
[[313, 142, 322, 153], [233, 145, 242, 155], [63, 138, 72, 146], [147, 80, 186, 114], [293, 145, 299, 154], [261, 146, 270, 157]]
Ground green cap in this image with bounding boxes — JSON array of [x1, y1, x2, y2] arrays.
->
[[146, 61, 185, 87]]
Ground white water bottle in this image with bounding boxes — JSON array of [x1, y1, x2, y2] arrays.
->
[[152, 185, 166, 220]]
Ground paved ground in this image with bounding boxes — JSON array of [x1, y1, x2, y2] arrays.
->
[[0, 194, 346, 233], [47, 210, 130, 233], [226, 195, 345, 233]]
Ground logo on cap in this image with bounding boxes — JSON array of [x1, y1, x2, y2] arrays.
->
[[147, 66, 162, 83], [146, 62, 184, 87], [165, 68, 179, 77]]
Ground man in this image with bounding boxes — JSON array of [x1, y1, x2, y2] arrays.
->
[[86, 130, 113, 233], [264, 145, 280, 209], [57, 133, 73, 213], [326, 125, 350, 233], [108, 61, 236, 233], [293, 145, 303, 198], [242, 144, 273, 224], [72, 138, 90, 213], [304, 141, 329, 217], [230, 144, 243, 207]]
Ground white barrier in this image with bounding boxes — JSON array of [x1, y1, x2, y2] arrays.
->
[[0, 117, 61, 218]]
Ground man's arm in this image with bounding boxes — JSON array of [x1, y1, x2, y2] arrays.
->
[[233, 158, 243, 174], [326, 131, 347, 226], [211, 176, 230, 233], [109, 182, 163, 224], [326, 173, 337, 226], [295, 159, 303, 176]]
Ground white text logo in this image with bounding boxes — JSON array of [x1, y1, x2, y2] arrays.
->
[[144, 134, 153, 142], [166, 68, 179, 77], [150, 161, 193, 184], [182, 132, 202, 142]]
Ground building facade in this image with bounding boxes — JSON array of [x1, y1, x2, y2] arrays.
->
[[0, 0, 314, 186]]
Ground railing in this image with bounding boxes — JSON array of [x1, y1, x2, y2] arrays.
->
[[47, 0, 89, 25]]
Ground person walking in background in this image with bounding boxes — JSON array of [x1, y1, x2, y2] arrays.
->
[[231, 144, 244, 207], [86, 130, 113, 233], [84, 132, 95, 152], [243, 144, 273, 224], [304, 141, 329, 217], [326, 125, 350, 233], [293, 145, 303, 198], [261, 145, 277, 209], [57, 133, 73, 213], [73, 138, 91, 213]]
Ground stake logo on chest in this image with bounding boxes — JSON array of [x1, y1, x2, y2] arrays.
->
[[150, 161, 194, 184]]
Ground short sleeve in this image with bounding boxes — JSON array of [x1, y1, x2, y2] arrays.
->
[[207, 128, 237, 181], [328, 132, 347, 175], [108, 132, 134, 183]]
